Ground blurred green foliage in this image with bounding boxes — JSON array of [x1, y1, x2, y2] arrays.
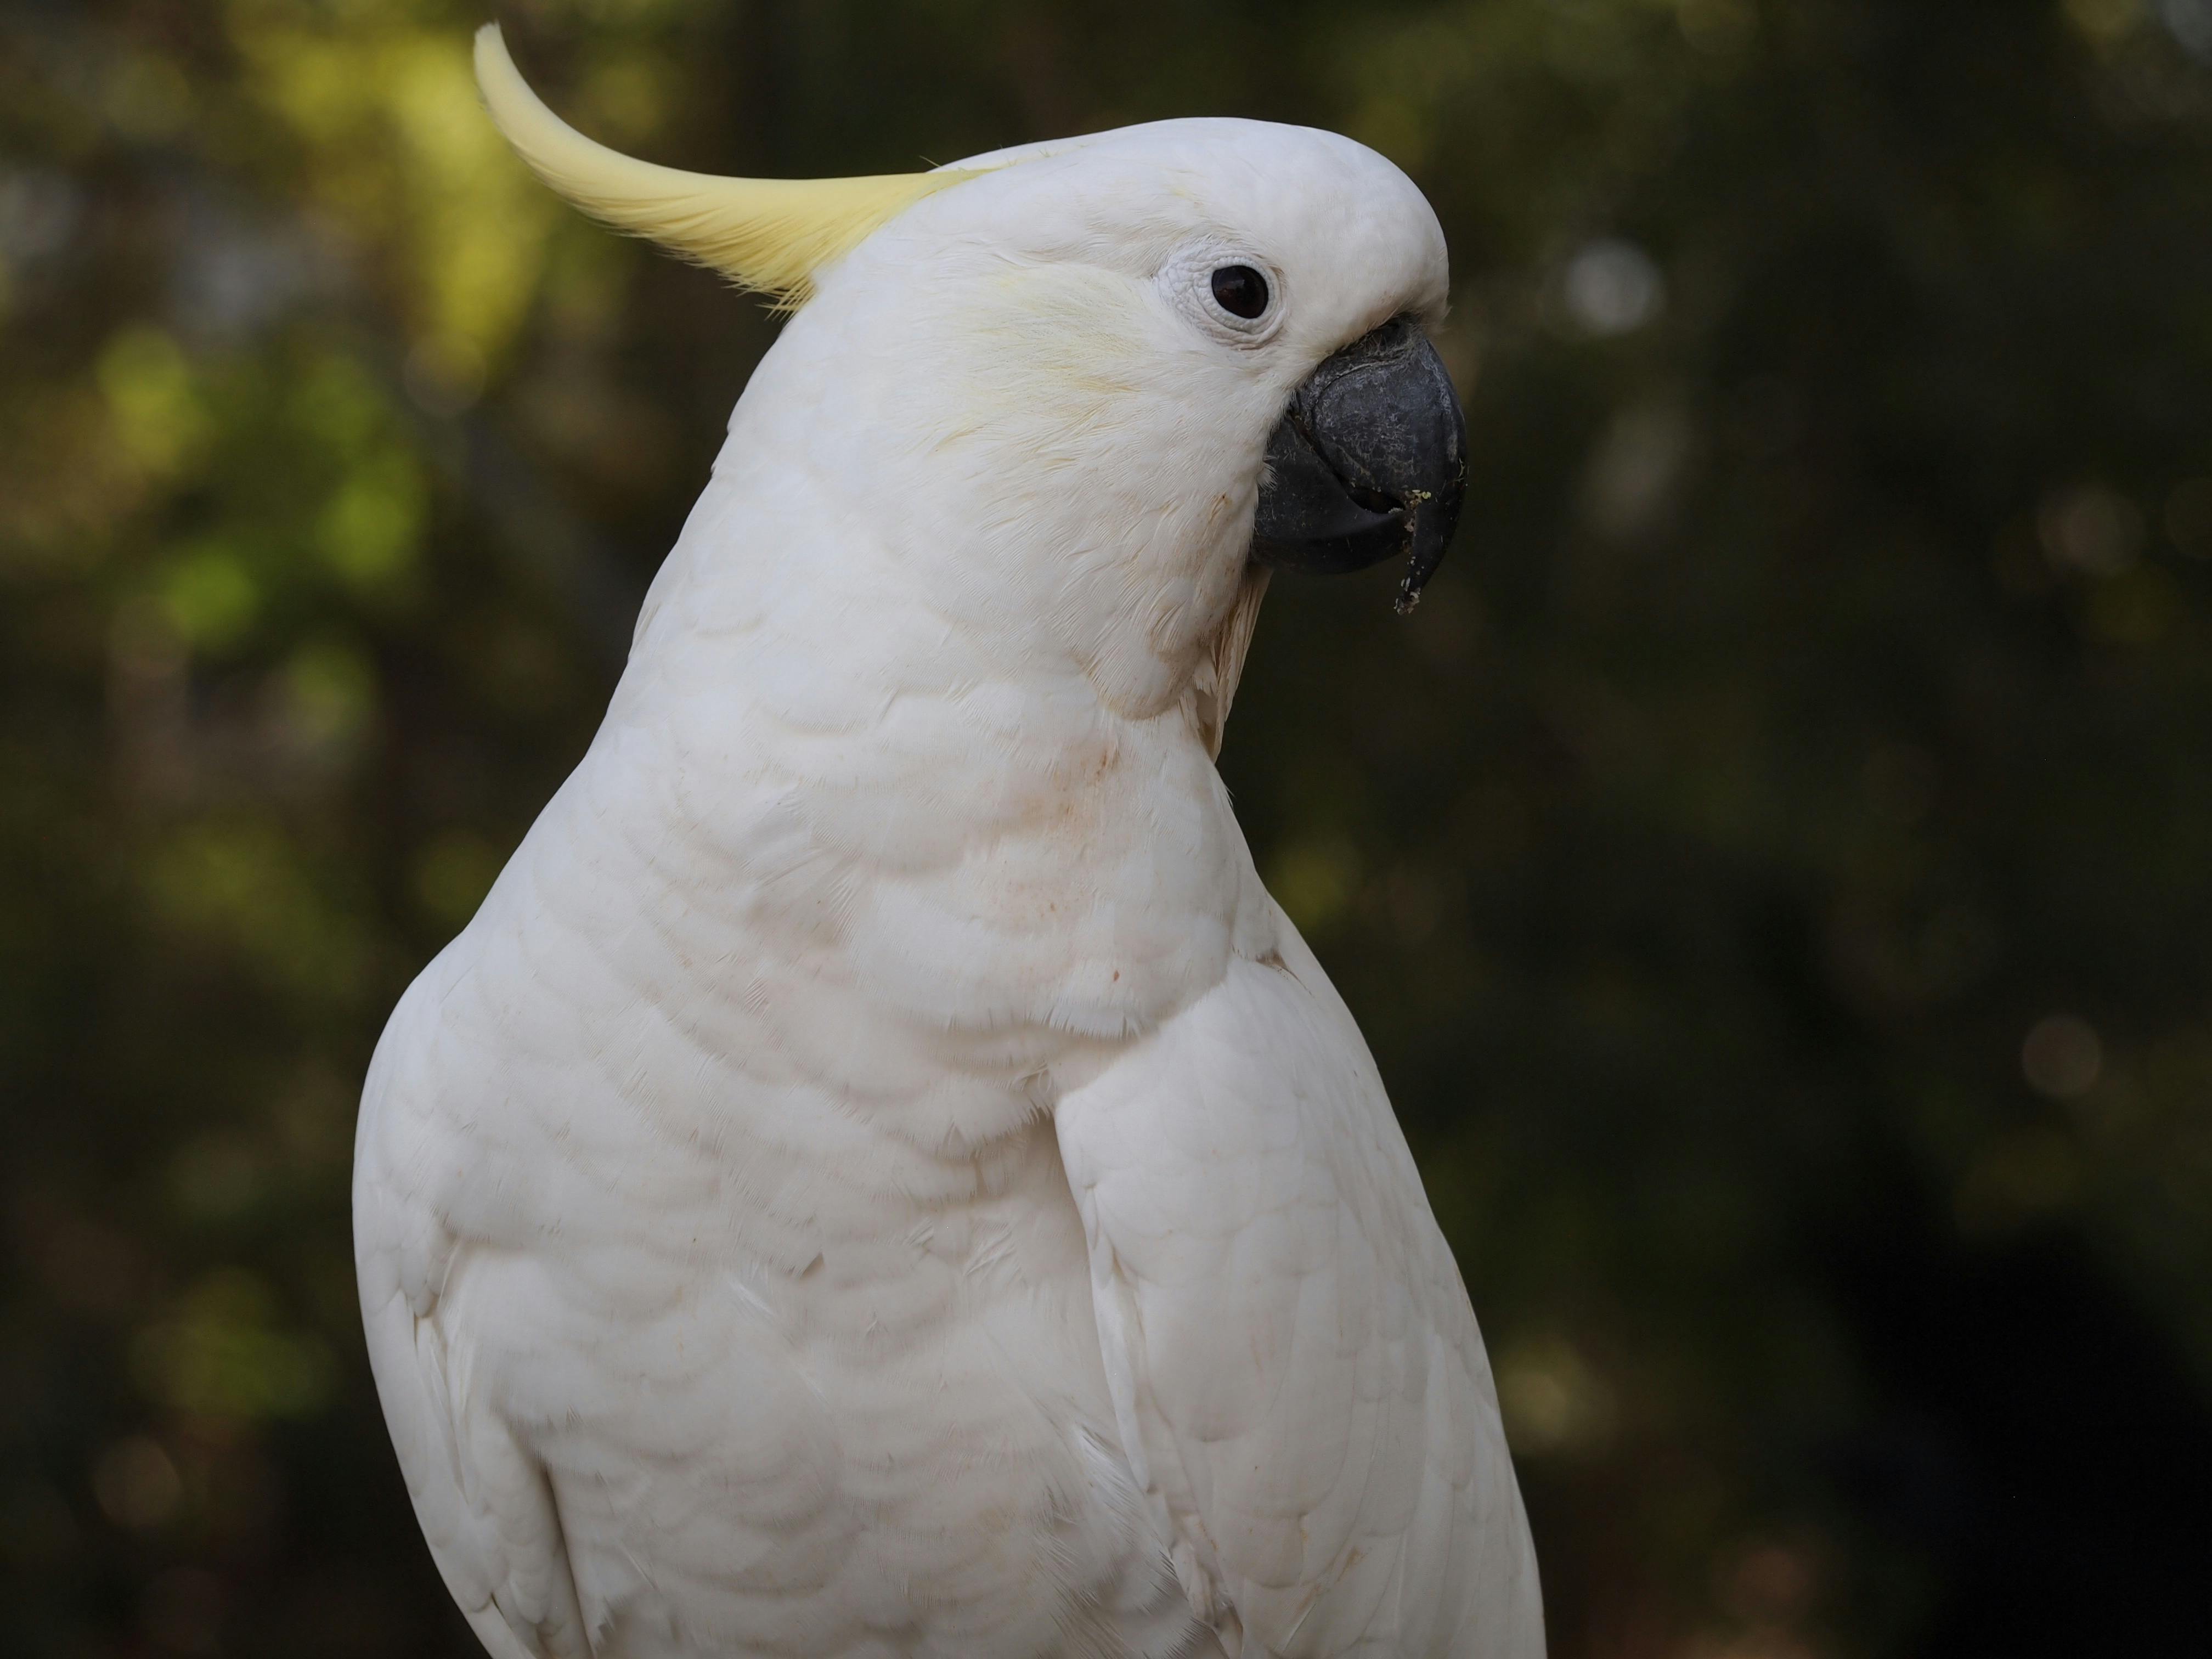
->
[[4, 1, 2211, 1655]]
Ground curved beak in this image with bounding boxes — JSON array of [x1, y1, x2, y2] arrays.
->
[[1249, 316, 1468, 613]]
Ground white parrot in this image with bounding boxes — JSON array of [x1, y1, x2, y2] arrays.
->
[[353, 25, 1543, 1659]]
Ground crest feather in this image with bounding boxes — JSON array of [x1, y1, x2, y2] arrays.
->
[[473, 25, 972, 306]]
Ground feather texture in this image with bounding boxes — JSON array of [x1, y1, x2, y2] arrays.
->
[[1058, 921, 1542, 1656]]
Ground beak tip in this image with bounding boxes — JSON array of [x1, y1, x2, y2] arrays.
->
[[1392, 547, 1441, 614]]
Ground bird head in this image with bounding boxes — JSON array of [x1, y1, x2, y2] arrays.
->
[[476, 26, 1465, 725]]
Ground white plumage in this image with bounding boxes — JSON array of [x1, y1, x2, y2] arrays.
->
[[354, 30, 1542, 1658]]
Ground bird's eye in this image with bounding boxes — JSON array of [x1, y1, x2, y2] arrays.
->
[[1210, 265, 1269, 320]]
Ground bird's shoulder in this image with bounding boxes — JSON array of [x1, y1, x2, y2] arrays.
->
[[1053, 906, 1543, 1658]]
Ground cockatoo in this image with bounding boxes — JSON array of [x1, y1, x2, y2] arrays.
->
[[354, 25, 1542, 1659]]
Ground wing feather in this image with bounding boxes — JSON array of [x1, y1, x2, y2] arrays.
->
[[1056, 912, 1543, 1658], [354, 975, 592, 1659]]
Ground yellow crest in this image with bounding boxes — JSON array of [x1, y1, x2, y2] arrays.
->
[[473, 25, 975, 307]]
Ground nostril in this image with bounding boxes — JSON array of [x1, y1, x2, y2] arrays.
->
[[1346, 485, 1403, 517]]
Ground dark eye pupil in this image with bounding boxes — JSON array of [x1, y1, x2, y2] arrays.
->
[[1210, 264, 1268, 319]]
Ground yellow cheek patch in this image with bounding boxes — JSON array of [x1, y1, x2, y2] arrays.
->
[[974, 266, 1153, 399], [473, 24, 976, 308]]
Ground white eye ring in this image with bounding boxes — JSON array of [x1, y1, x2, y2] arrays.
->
[[1160, 241, 1284, 346]]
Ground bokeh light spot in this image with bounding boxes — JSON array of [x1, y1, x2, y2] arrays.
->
[[2163, 0, 2212, 58], [1497, 1336, 1618, 1457], [2038, 484, 2142, 575], [280, 638, 379, 751], [2164, 477, 2212, 556], [98, 327, 208, 476], [1564, 239, 1666, 336], [317, 451, 425, 589], [93, 1436, 182, 1531], [133, 1269, 336, 1423], [159, 541, 260, 651], [170, 1133, 267, 1226], [2065, 0, 2146, 42], [1956, 1128, 2082, 1235], [1268, 837, 1362, 935], [2022, 1013, 2103, 1098]]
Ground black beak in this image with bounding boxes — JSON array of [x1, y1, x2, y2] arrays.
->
[[1249, 316, 1468, 613]]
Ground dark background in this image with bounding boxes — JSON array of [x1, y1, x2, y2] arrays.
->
[[5, 1, 2211, 1654]]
